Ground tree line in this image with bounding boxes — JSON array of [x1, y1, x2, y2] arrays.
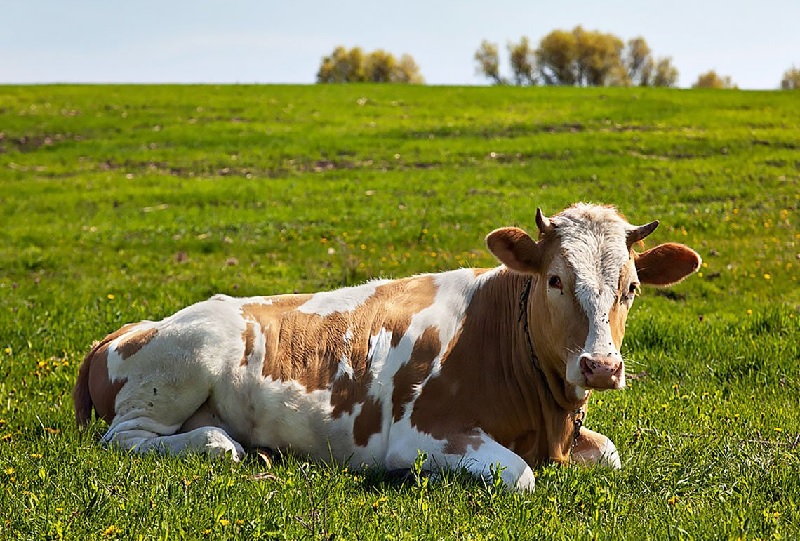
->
[[475, 28, 678, 87], [316, 46, 423, 84], [316, 30, 799, 90]]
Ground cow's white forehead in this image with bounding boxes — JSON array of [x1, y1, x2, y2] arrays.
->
[[552, 204, 631, 317]]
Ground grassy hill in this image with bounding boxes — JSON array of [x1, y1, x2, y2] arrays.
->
[[0, 84, 798, 539]]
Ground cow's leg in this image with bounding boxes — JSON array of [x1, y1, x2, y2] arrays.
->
[[385, 428, 535, 492], [101, 381, 246, 461], [102, 423, 246, 461], [570, 427, 621, 469]]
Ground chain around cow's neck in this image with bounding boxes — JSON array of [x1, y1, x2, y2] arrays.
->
[[517, 276, 585, 453]]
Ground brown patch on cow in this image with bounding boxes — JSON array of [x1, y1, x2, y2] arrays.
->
[[240, 277, 438, 419], [379, 277, 438, 348], [330, 366, 371, 418], [610, 259, 637, 348], [443, 427, 482, 455], [74, 323, 143, 425], [116, 327, 158, 360], [88, 340, 128, 424], [353, 397, 383, 446], [391, 326, 440, 421], [241, 321, 256, 366]]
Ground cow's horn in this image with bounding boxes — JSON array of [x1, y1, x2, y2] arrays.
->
[[627, 220, 659, 246], [535, 208, 554, 236]]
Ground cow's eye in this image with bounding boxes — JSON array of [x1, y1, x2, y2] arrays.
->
[[548, 275, 563, 290]]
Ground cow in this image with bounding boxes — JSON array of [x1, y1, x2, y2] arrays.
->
[[73, 203, 701, 491]]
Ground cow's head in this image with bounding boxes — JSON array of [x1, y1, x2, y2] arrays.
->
[[486, 203, 701, 398]]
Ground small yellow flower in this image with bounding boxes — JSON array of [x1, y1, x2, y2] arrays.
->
[[668, 495, 678, 506], [102, 525, 119, 537], [763, 273, 771, 280], [746, 309, 753, 315], [218, 519, 230, 526], [107, 294, 115, 300], [3, 348, 10, 355], [4, 467, 15, 475]]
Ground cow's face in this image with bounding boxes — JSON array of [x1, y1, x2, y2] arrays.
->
[[486, 204, 701, 398]]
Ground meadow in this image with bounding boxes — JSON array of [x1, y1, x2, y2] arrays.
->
[[0, 84, 798, 539]]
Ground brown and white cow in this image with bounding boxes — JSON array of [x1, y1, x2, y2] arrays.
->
[[73, 203, 701, 491]]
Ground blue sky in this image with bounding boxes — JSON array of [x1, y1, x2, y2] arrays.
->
[[2, 0, 798, 88]]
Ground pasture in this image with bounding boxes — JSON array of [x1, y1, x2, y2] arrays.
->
[[0, 84, 798, 539]]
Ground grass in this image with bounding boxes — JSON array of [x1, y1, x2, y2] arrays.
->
[[0, 84, 798, 539]]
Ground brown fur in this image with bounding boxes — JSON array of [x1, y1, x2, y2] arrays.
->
[[635, 242, 701, 285], [391, 326, 440, 421], [73, 323, 140, 426], [241, 322, 256, 366], [116, 328, 158, 360], [353, 397, 383, 446]]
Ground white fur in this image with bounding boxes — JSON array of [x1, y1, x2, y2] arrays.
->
[[554, 205, 631, 392], [297, 279, 390, 316]]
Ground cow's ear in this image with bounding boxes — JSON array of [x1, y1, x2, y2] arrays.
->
[[486, 227, 542, 273], [635, 243, 702, 286]]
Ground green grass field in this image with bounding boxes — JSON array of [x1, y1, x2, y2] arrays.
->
[[0, 84, 798, 539]]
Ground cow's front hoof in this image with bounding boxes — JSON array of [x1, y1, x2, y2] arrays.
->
[[203, 428, 246, 461]]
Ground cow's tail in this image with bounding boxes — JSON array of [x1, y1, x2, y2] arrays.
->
[[73, 340, 100, 427]]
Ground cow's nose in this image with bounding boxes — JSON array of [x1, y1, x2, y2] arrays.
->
[[580, 354, 624, 389]]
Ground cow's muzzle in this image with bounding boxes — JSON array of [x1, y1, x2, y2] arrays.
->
[[579, 354, 624, 390]]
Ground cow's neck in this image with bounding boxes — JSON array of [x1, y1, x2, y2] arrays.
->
[[458, 269, 586, 460]]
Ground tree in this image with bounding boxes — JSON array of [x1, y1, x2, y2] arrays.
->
[[481, 29, 679, 88], [534, 29, 578, 85], [534, 27, 629, 87], [364, 49, 396, 83], [474, 40, 505, 85], [316, 46, 423, 84], [652, 57, 679, 87], [780, 66, 800, 89], [394, 54, 424, 84], [507, 37, 536, 86], [317, 46, 366, 83], [572, 26, 627, 86], [692, 70, 736, 89], [625, 37, 654, 86]]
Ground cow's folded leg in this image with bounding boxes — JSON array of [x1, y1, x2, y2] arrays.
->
[[570, 426, 621, 469], [386, 430, 535, 492], [102, 424, 246, 461]]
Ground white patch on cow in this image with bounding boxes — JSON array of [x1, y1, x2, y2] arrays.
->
[[335, 355, 354, 379], [297, 279, 390, 316], [343, 327, 354, 345]]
